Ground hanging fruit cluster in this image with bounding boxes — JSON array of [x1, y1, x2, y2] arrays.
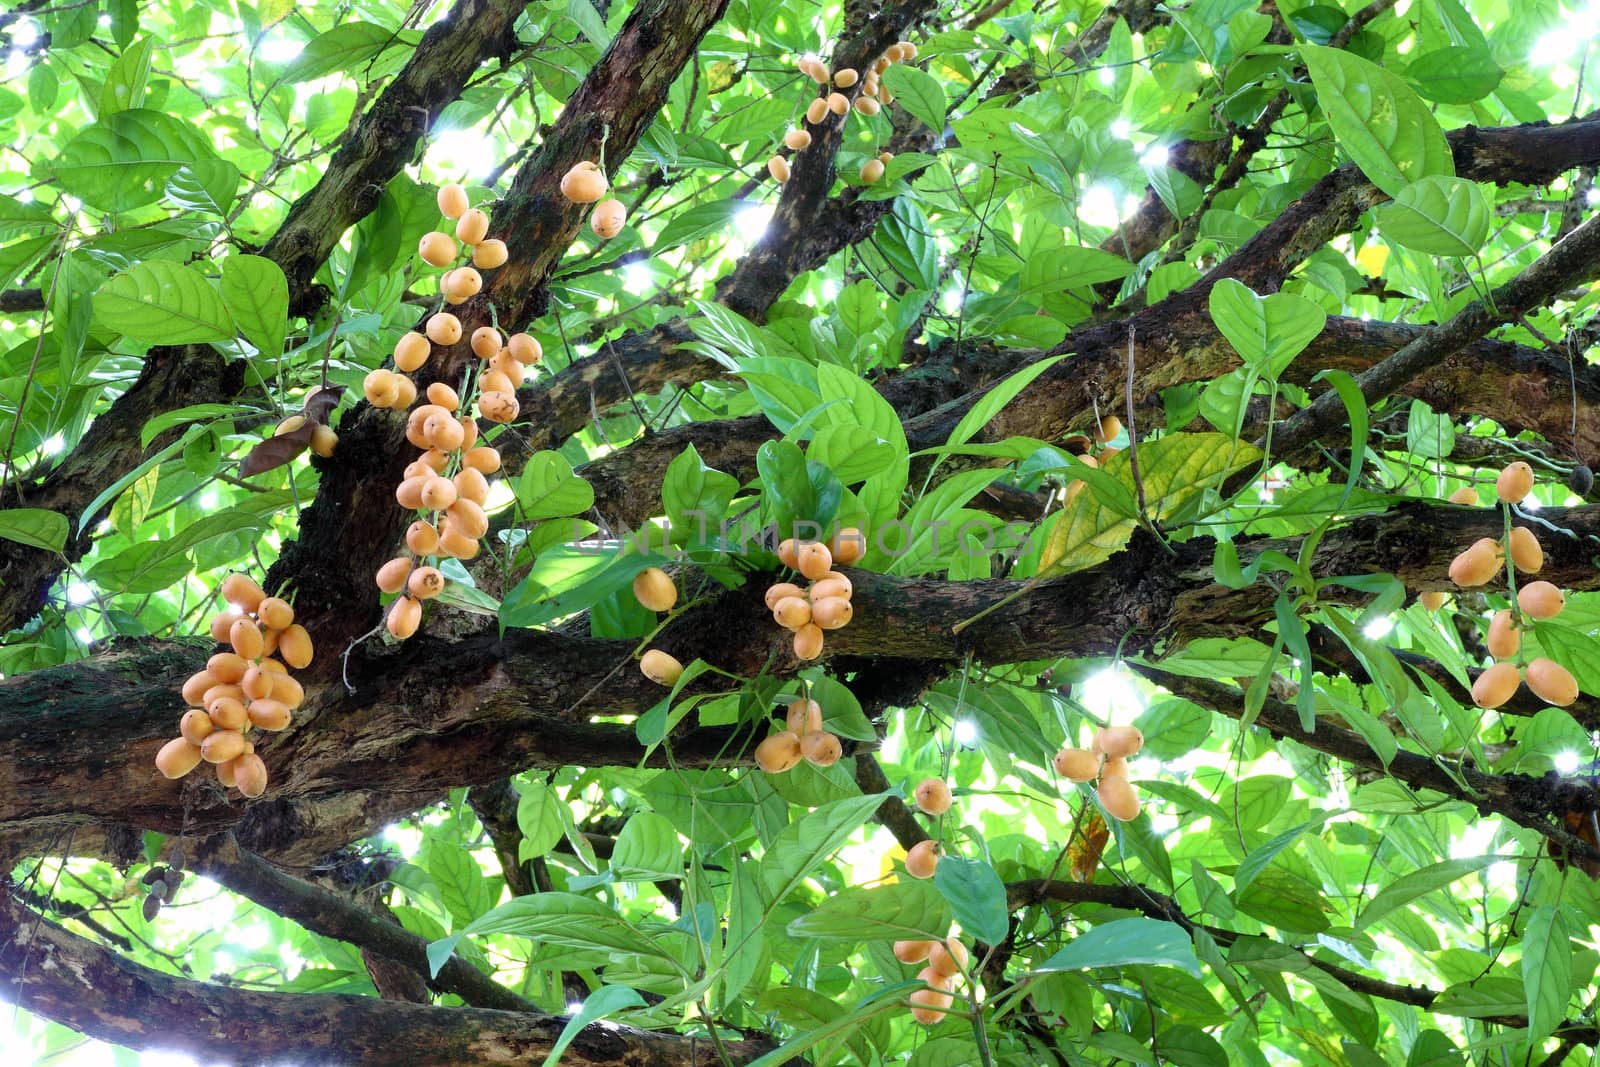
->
[[764, 529, 865, 661], [559, 161, 628, 239], [902, 776, 954, 880], [754, 696, 844, 772], [1064, 414, 1122, 504], [768, 40, 920, 186], [635, 567, 688, 687], [1439, 463, 1580, 710], [1054, 724, 1144, 821], [155, 574, 312, 798], [892, 935, 969, 1025]]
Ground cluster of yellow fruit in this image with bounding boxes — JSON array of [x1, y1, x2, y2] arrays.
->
[[1053, 725, 1144, 821], [1064, 414, 1122, 504], [634, 568, 689, 687], [893, 935, 969, 1025], [754, 697, 844, 771], [559, 161, 628, 239], [154, 574, 313, 798], [1434, 463, 1580, 709], [764, 530, 864, 661], [901, 777, 954, 880], [271, 412, 338, 458], [767, 40, 919, 185], [365, 184, 539, 428]]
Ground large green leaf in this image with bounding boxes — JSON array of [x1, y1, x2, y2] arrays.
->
[[787, 879, 951, 942], [882, 65, 947, 133], [760, 793, 887, 904], [1375, 176, 1490, 257], [1301, 45, 1454, 197], [516, 452, 595, 520], [931, 856, 1008, 946], [0, 508, 69, 552], [1032, 918, 1202, 977], [220, 254, 289, 358], [275, 22, 421, 84], [99, 36, 155, 115], [1521, 905, 1571, 1040], [95, 261, 234, 344], [1208, 278, 1328, 380], [1355, 855, 1504, 931], [1406, 45, 1503, 105], [50, 109, 216, 212]]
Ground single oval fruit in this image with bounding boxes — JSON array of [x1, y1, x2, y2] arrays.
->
[[1448, 542, 1501, 587], [909, 986, 953, 1025], [280, 624, 314, 669], [407, 404, 448, 448], [209, 611, 240, 644], [247, 699, 292, 731], [1097, 773, 1140, 821], [471, 326, 504, 360], [773, 596, 812, 629], [777, 538, 802, 569], [1053, 747, 1099, 782], [394, 331, 431, 372], [179, 709, 214, 746], [455, 208, 489, 245], [904, 839, 940, 879], [271, 673, 305, 709], [914, 777, 952, 815], [826, 91, 849, 115], [797, 542, 833, 580], [793, 623, 825, 660], [407, 521, 440, 556], [1519, 580, 1565, 619], [893, 939, 933, 964], [363, 368, 400, 408], [437, 183, 469, 219], [508, 333, 543, 364], [472, 239, 508, 269], [424, 413, 466, 452], [767, 155, 790, 183], [786, 698, 822, 734], [1507, 526, 1544, 573], [376, 556, 414, 594], [833, 67, 859, 87], [641, 649, 684, 686], [860, 158, 885, 182], [477, 390, 519, 424], [464, 446, 502, 474], [393, 375, 418, 408], [1447, 486, 1480, 505], [386, 595, 422, 639], [810, 576, 852, 602], [241, 664, 274, 700], [1419, 590, 1448, 611], [310, 424, 338, 458], [765, 582, 804, 610], [443, 266, 482, 300], [408, 566, 446, 600], [854, 95, 881, 116], [418, 230, 456, 267], [927, 938, 968, 979], [275, 414, 305, 435], [222, 573, 266, 613], [1471, 661, 1522, 708], [215, 757, 238, 788], [1497, 461, 1535, 503], [229, 617, 264, 660], [202, 684, 244, 712], [1096, 414, 1122, 444], [207, 652, 249, 684], [201, 729, 247, 765], [805, 97, 829, 125], [207, 697, 248, 732], [156, 738, 204, 779], [395, 476, 428, 510], [811, 596, 853, 630], [1526, 657, 1579, 707], [426, 312, 463, 346], [420, 476, 458, 511], [560, 161, 608, 203], [1094, 725, 1144, 759], [801, 730, 842, 766], [784, 128, 811, 150], [438, 524, 480, 560], [182, 670, 218, 707], [828, 528, 866, 564], [633, 567, 678, 612], [755, 730, 803, 773], [453, 467, 490, 506], [233, 753, 269, 798], [1487, 609, 1522, 659], [590, 198, 627, 239]]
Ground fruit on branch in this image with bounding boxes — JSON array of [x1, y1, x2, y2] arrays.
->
[[908, 985, 953, 1026], [590, 198, 627, 239], [755, 730, 803, 773], [805, 97, 828, 125], [828, 527, 865, 564], [1092, 725, 1144, 759], [800, 730, 842, 766], [797, 541, 833, 580], [1096, 769, 1140, 821], [1448, 486, 1480, 505], [794, 622, 825, 660], [560, 161, 608, 203], [640, 649, 684, 686], [905, 839, 940, 879], [785, 698, 822, 734], [826, 91, 849, 116], [860, 158, 885, 182], [797, 55, 828, 84], [767, 156, 791, 183], [425, 312, 463, 346], [472, 239, 508, 269], [508, 332, 543, 364], [1419, 591, 1448, 611], [1053, 747, 1100, 782], [310, 424, 338, 458], [914, 778, 952, 815], [437, 183, 469, 219], [633, 567, 678, 612], [1507, 526, 1544, 573], [1471, 661, 1522, 708], [765, 582, 804, 610], [1497, 461, 1534, 503], [1487, 609, 1522, 658], [455, 208, 489, 245], [419, 231, 457, 268], [155, 738, 203, 779], [854, 95, 881, 116], [1518, 580, 1565, 619], [893, 939, 932, 964], [1449, 539, 1502, 587], [386, 595, 423, 639], [1526, 657, 1579, 706], [784, 129, 811, 150], [832, 68, 858, 88]]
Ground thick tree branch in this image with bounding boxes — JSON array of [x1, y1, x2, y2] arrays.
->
[[0, 890, 769, 1066]]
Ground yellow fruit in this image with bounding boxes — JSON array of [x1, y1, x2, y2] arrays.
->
[[777, 538, 802, 569], [833, 67, 858, 87], [309, 424, 338, 458], [202, 684, 244, 712], [472, 239, 508, 269], [1507, 527, 1544, 573], [233, 753, 269, 798], [155, 738, 204, 779], [793, 623, 825, 660], [927, 938, 968, 978], [810, 575, 852, 601], [477, 390, 519, 424], [420, 475, 458, 511], [914, 777, 952, 814], [801, 730, 842, 766], [590, 198, 627, 239], [896, 41, 918, 60], [407, 566, 446, 601], [207, 651, 249, 684], [765, 582, 804, 610], [1419, 591, 1448, 611], [207, 697, 248, 732], [755, 730, 803, 773], [453, 468, 489, 506], [1448, 542, 1501, 587], [1519, 580, 1565, 619], [767, 155, 791, 183], [508, 332, 543, 364], [878, 150, 894, 166], [437, 183, 469, 219], [464, 446, 502, 473], [560, 161, 608, 203], [1471, 661, 1522, 708], [641, 649, 684, 686], [222, 574, 266, 613], [805, 97, 828, 125], [392, 375, 418, 408], [786, 698, 822, 734], [363, 368, 400, 408], [242, 666, 273, 701], [470, 326, 504, 360], [406, 404, 449, 448], [257, 657, 286, 675], [447, 499, 488, 539], [1093, 725, 1143, 759], [209, 611, 241, 644], [274, 414, 305, 435], [215, 758, 238, 788], [455, 208, 489, 245], [854, 95, 881, 116], [784, 129, 812, 150], [386, 595, 423, 639], [893, 939, 934, 964], [885, 42, 907, 62], [443, 266, 482, 300], [377, 556, 414, 594], [271, 673, 304, 709], [280, 624, 314, 669], [1096, 415, 1122, 444], [826, 91, 849, 115], [395, 476, 428, 509], [797, 542, 833, 580], [909, 986, 953, 1025], [419, 231, 457, 267], [811, 596, 853, 629], [1448, 486, 1479, 505], [1097, 773, 1141, 821], [424, 413, 465, 452], [229, 617, 264, 661], [247, 699, 291, 731], [1526, 658, 1579, 707], [426, 312, 463, 346], [182, 669, 218, 707], [828, 528, 866, 564], [905, 839, 939, 879], [860, 158, 885, 182], [393, 332, 431, 373], [773, 596, 811, 629], [1053, 747, 1099, 782], [179, 709, 214, 745], [797, 55, 828, 83], [1497, 462, 1535, 503], [1487, 609, 1521, 659], [201, 729, 246, 765], [632, 567, 677, 612], [437, 524, 480, 560]]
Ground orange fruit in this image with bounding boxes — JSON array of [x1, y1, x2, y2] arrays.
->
[[590, 198, 627, 239], [182, 670, 218, 707], [1096, 773, 1140, 821], [800, 730, 841, 766], [201, 729, 246, 765], [455, 208, 489, 245], [472, 239, 508, 269], [797, 542, 833, 580], [386, 595, 423, 639], [1448, 542, 1501, 587], [221, 574, 266, 613], [426, 312, 463, 346], [767, 156, 791, 183], [804, 98, 828, 125], [828, 528, 865, 564], [1496, 461, 1534, 503], [207, 697, 248, 732], [453, 467, 490, 505], [914, 777, 952, 814], [1093, 725, 1144, 759], [793, 623, 824, 660], [179, 709, 214, 746], [633, 567, 678, 612], [436, 183, 469, 219], [155, 738, 204, 779], [784, 129, 812, 150], [904, 839, 939, 879], [229, 617, 264, 660], [785, 698, 821, 735], [1487, 609, 1521, 659], [755, 730, 803, 773], [1053, 747, 1099, 781], [640, 649, 684, 686], [1507, 526, 1543, 573], [1471, 661, 1522, 708], [1447, 486, 1479, 505], [560, 161, 608, 203], [1526, 658, 1579, 707], [773, 596, 811, 629], [280, 624, 314, 669], [418, 231, 456, 267], [507, 333, 542, 364], [765, 582, 804, 610], [207, 652, 249, 684], [811, 597, 852, 630], [407, 521, 440, 555], [927, 938, 968, 978], [471, 326, 504, 359], [464, 446, 502, 474], [1518, 580, 1565, 619], [407, 567, 445, 600], [376, 556, 414, 594], [1419, 591, 1448, 611], [247, 699, 292, 731], [233, 753, 269, 798]]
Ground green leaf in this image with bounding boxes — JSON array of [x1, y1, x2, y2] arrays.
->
[[787, 879, 951, 942], [1405, 399, 1456, 460], [50, 109, 216, 213], [1355, 855, 1504, 931], [931, 856, 1009, 946], [1032, 918, 1202, 978], [1301, 44, 1454, 197], [444, 893, 672, 967], [930, 355, 1065, 482], [882, 65, 946, 132], [276, 23, 419, 84], [1375, 176, 1490, 258], [760, 793, 887, 904], [165, 159, 242, 217], [516, 779, 566, 858], [1406, 46, 1503, 105], [1208, 278, 1328, 380], [0, 508, 69, 552], [611, 812, 682, 881], [1429, 977, 1526, 1019], [139, 403, 245, 448], [220, 254, 289, 358], [542, 986, 644, 1067], [96, 261, 234, 345], [1521, 904, 1570, 1040], [653, 199, 742, 253], [516, 452, 595, 520], [99, 36, 154, 115], [565, 0, 611, 46], [499, 546, 666, 629], [1233, 816, 1327, 898], [1018, 247, 1134, 297], [1314, 369, 1369, 505]]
